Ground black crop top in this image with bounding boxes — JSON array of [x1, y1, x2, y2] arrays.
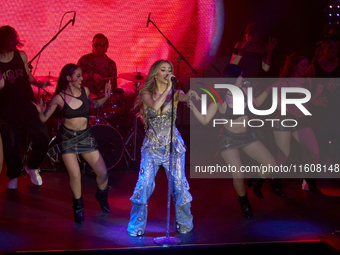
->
[[60, 87, 90, 120], [220, 88, 250, 120]]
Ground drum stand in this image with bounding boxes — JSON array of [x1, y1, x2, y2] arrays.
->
[[94, 107, 102, 125], [123, 82, 143, 168]]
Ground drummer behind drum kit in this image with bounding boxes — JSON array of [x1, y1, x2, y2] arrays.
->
[[34, 72, 146, 172]]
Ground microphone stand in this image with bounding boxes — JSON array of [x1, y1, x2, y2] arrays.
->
[[27, 18, 74, 99], [154, 82, 181, 246], [147, 19, 198, 85], [148, 17, 197, 127], [28, 18, 74, 68], [148, 15, 196, 246]]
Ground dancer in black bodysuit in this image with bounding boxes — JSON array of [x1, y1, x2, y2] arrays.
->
[[0, 25, 50, 190], [306, 33, 340, 168], [0, 72, 3, 174], [230, 23, 277, 78]]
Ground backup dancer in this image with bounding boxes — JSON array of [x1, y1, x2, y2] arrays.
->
[[34, 63, 111, 223], [188, 64, 279, 218]]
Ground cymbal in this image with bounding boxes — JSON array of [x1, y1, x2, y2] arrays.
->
[[120, 82, 138, 90], [35, 75, 58, 82], [119, 72, 146, 83]]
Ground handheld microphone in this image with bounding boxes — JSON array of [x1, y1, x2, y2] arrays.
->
[[171, 76, 179, 83], [166, 74, 179, 83], [146, 13, 151, 27], [72, 12, 76, 26]]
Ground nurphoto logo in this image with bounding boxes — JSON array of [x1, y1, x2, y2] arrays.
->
[[200, 84, 311, 128]]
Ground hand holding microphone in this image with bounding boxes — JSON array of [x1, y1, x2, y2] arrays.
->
[[166, 73, 179, 84]]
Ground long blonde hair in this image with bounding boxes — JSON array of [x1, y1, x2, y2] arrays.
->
[[135, 60, 174, 125]]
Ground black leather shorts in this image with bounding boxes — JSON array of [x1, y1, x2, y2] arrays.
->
[[56, 124, 98, 155], [218, 127, 262, 153]]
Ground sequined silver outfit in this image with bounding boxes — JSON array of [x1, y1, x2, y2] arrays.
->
[[127, 105, 193, 236]]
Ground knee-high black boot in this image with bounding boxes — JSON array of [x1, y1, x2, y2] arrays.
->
[[72, 197, 84, 224], [95, 188, 110, 212], [238, 193, 252, 219], [247, 177, 265, 198]]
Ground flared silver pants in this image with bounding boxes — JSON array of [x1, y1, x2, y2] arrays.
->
[[127, 146, 193, 236]]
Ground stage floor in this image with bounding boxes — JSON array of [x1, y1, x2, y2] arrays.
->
[[1, 162, 340, 254]]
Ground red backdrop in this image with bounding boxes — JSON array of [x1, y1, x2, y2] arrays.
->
[[1, 0, 224, 94]]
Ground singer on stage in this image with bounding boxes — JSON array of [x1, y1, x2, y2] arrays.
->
[[127, 60, 198, 236]]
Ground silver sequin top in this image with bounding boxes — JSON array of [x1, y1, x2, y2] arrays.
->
[[142, 105, 185, 153]]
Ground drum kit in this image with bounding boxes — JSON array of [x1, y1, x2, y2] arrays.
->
[[34, 71, 147, 171]]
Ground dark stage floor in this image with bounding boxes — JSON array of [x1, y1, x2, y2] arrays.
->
[[1, 159, 340, 254]]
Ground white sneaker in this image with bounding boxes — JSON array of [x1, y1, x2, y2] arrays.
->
[[7, 178, 18, 189], [25, 166, 43, 186]]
